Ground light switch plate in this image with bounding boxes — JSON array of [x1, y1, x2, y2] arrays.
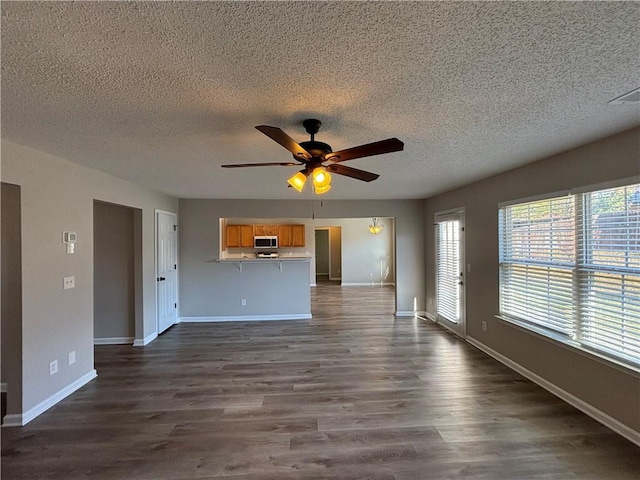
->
[[63, 276, 75, 289]]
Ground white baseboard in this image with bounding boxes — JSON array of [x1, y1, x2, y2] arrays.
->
[[94, 337, 134, 345], [341, 282, 395, 287], [394, 311, 417, 317], [310, 283, 317, 287], [466, 336, 640, 447], [133, 331, 158, 347], [1, 382, 7, 393], [180, 313, 312, 323], [2, 370, 97, 427]]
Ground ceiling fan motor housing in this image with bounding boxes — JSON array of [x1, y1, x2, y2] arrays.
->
[[299, 140, 332, 158], [298, 119, 332, 158]]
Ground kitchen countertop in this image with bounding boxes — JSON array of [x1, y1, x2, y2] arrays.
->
[[216, 256, 311, 262]]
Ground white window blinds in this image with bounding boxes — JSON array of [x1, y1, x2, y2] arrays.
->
[[499, 182, 640, 369], [578, 185, 640, 365], [436, 219, 461, 323]]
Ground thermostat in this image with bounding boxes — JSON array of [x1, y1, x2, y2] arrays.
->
[[63, 231, 77, 254]]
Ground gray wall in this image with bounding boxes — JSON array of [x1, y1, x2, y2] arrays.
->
[[1, 183, 23, 416], [424, 127, 640, 433], [1, 140, 178, 417], [181, 260, 311, 318], [339, 217, 394, 285], [93, 201, 136, 340], [180, 200, 423, 316]]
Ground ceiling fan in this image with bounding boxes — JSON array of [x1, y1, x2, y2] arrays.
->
[[221, 119, 404, 194]]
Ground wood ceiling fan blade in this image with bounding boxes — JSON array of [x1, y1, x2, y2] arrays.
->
[[326, 164, 379, 182], [221, 162, 299, 168], [324, 138, 404, 163], [256, 125, 312, 161]]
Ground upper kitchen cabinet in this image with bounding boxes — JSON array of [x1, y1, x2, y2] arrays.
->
[[226, 224, 254, 248], [291, 224, 305, 246], [254, 224, 278, 236], [279, 224, 305, 247], [277, 224, 292, 247]]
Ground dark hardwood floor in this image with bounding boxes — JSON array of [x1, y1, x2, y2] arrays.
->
[[2, 284, 639, 479]]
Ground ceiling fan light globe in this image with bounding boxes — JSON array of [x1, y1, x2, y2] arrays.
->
[[314, 184, 331, 195], [287, 171, 307, 192], [312, 167, 331, 188]]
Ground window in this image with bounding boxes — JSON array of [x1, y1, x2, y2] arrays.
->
[[499, 182, 640, 369]]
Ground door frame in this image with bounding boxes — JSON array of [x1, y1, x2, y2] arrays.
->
[[434, 207, 466, 338], [155, 209, 178, 335]]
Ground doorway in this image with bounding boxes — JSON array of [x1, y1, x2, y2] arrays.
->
[[315, 228, 330, 283], [434, 209, 466, 338], [314, 226, 342, 285], [93, 201, 142, 345], [1, 183, 23, 423]]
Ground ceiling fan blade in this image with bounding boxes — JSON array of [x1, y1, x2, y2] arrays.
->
[[326, 164, 379, 182], [221, 162, 299, 168], [256, 125, 312, 161], [324, 138, 404, 163]]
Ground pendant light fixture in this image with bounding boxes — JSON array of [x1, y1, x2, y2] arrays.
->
[[369, 217, 384, 234]]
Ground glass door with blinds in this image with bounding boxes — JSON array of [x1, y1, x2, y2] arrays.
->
[[435, 209, 466, 337]]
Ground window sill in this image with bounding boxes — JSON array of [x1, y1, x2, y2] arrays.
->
[[494, 315, 640, 377]]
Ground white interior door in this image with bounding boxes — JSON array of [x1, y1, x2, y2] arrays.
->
[[156, 211, 177, 334], [435, 210, 465, 337]]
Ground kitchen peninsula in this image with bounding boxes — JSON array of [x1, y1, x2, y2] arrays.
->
[[204, 220, 312, 321]]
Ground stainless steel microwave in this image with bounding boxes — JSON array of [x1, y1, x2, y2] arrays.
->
[[254, 235, 278, 249]]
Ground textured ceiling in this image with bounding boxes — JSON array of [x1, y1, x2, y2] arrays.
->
[[2, 1, 639, 200]]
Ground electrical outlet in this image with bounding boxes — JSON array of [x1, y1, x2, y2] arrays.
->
[[49, 359, 58, 375], [482, 321, 487, 332], [241, 298, 247, 306], [429, 298, 433, 306], [68, 351, 76, 365], [63, 276, 75, 289]]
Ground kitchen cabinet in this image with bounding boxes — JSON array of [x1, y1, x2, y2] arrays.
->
[[291, 224, 305, 246], [278, 224, 305, 247], [254, 224, 278, 236], [226, 223, 304, 248], [277, 224, 292, 247], [226, 225, 254, 248]]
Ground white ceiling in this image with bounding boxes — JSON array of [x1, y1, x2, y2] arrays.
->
[[2, 2, 639, 200]]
